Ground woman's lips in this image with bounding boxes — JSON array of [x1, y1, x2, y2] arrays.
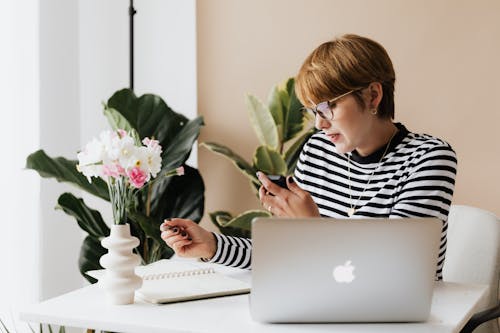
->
[[327, 133, 341, 143]]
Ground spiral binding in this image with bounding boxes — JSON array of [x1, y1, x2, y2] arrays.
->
[[142, 267, 216, 280]]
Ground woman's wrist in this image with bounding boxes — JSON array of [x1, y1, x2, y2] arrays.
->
[[201, 232, 217, 261]]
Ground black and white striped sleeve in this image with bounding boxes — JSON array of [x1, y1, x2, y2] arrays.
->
[[390, 144, 457, 280], [202, 233, 253, 269]]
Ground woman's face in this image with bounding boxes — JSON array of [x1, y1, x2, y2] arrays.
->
[[313, 90, 376, 155]]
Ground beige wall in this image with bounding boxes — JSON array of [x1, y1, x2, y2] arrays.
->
[[197, 0, 500, 230]]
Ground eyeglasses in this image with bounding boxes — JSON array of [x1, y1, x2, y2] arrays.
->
[[306, 88, 363, 120]]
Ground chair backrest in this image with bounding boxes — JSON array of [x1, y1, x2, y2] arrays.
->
[[444, 205, 500, 333]]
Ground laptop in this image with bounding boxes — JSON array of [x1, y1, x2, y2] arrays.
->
[[250, 218, 442, 323]]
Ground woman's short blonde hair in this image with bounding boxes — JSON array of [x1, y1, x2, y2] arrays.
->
[[295, 34, 396, 119]]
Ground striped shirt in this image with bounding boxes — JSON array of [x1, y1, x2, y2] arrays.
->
[[205, 123, 457, 280]]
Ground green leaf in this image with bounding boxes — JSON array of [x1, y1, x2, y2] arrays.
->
[[107, 89, 204, 172], [253, 145, 287, 175], [208, 211, 248, 238], [217, 210, 271, 231], [282, 78, 306, 142], [108, 90, 185, 155], [56, 193, 110, 239], [26, 150, 110, 201], [149, 165, 205, 223], [268, 85, 284, 143], [55, 193, 110, 283], [284, 128, 317, 174], [160, 116, 204, 171], [209, 211, 233, 225], [200, 142, 259, 184], [245, 94, 279, 149], [103, 105, 133, 132], [79, 236, 107, 284], [128, 210, 166, 245], [103, 106, 141, 144]]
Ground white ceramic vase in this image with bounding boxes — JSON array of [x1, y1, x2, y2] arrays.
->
[[99, 223, 143, 305]]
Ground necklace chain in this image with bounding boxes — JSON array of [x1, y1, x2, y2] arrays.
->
[[347, 128, 398, 217]]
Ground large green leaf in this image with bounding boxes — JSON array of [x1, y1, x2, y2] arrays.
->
[[282, 78, 306, 142], [56, 192, 110, 239], [128, 210, 165, 245], [268, 85, 284, 143], [103, 106, 141, 144], [78, 236, 107, 284], [208, 211, 248, 238], [267, 78, 305, 145], [26, 150, 110, 201], [253, 145, 287, 176], [160, 116, 204, 171], [245, 94, 279, 149], [216, 209, 271, 230], [200, 142, 259, 184], [149, 165, 205, 222], [107, 89, 204, 172]]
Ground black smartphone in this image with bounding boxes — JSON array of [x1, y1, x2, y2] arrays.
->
[[267, 175, 288, 188]]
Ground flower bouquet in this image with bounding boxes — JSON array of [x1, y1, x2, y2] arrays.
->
[[77, 129, 184, 304], [77, 129, 169, 224]]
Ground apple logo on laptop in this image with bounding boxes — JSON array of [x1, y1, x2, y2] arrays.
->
[[332, 260, 356, 283]]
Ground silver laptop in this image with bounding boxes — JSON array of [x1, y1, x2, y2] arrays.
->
[[250, 218, 442, 323]]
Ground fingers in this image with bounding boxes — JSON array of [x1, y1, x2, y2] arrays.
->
[[257, 172, 286, 196], [160, 227, 192, 242], [259, 185, 274, 212], [285, 176, 304, 196], [160, 219, 193, 244], [161, 226, 193, 255], [162, 218, 195, 229]]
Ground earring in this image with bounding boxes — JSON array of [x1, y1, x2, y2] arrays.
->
[[370, 108, 378, 115]]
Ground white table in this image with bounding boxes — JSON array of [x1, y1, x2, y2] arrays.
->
[[20, 263, 488, 333]]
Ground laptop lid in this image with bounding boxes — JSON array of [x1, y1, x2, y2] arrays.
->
[[250, 218, 442, 323]]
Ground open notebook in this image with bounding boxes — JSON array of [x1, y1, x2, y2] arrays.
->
[[90, 259, 250, 304]]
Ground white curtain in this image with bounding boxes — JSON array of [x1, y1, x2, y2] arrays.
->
[[0, 0, 197, 331], [0, 0, 40, 331]]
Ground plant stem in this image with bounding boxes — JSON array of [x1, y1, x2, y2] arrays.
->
[[143, 183, 153, 262], [146, 183, 152, 216]]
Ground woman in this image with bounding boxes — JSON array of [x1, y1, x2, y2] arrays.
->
[[160, 34, 457, 280]]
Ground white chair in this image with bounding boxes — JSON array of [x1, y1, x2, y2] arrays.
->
[[444, 205, 500, 333]]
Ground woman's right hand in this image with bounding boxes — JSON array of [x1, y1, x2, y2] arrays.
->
[[160, 218, 217, 260]]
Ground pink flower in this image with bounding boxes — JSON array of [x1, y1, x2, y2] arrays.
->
[[127, 166, 148, 189], [102, 163, 126, 178], [176, 166, 185, 176]]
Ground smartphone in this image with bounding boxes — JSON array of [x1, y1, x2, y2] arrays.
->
[[267, 175, 288, 188]]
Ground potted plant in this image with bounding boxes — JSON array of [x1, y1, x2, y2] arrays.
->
[[201, 78, 316, 237], [26, 88, 205, 283]]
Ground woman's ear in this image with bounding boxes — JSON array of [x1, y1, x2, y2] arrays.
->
[[368, 82, 383, 109]]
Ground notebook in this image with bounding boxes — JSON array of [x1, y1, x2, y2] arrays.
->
[[250, 217, 442, 323], [90, 259, 250, 304], [136, 259, 250, 304]]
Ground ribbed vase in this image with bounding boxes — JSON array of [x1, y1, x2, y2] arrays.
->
[[99, 223, 143, 305]]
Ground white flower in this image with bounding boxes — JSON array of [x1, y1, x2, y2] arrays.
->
[[76, 129, 163, 186], [115, 136, 137, 168], [142, 138, 162, 177], [77, 137, 105, 182]]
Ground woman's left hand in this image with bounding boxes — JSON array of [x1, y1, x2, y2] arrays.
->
[[257, 172, 321, 218]]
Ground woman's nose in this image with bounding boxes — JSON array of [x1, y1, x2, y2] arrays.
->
[[314, 115, 331, 130]]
